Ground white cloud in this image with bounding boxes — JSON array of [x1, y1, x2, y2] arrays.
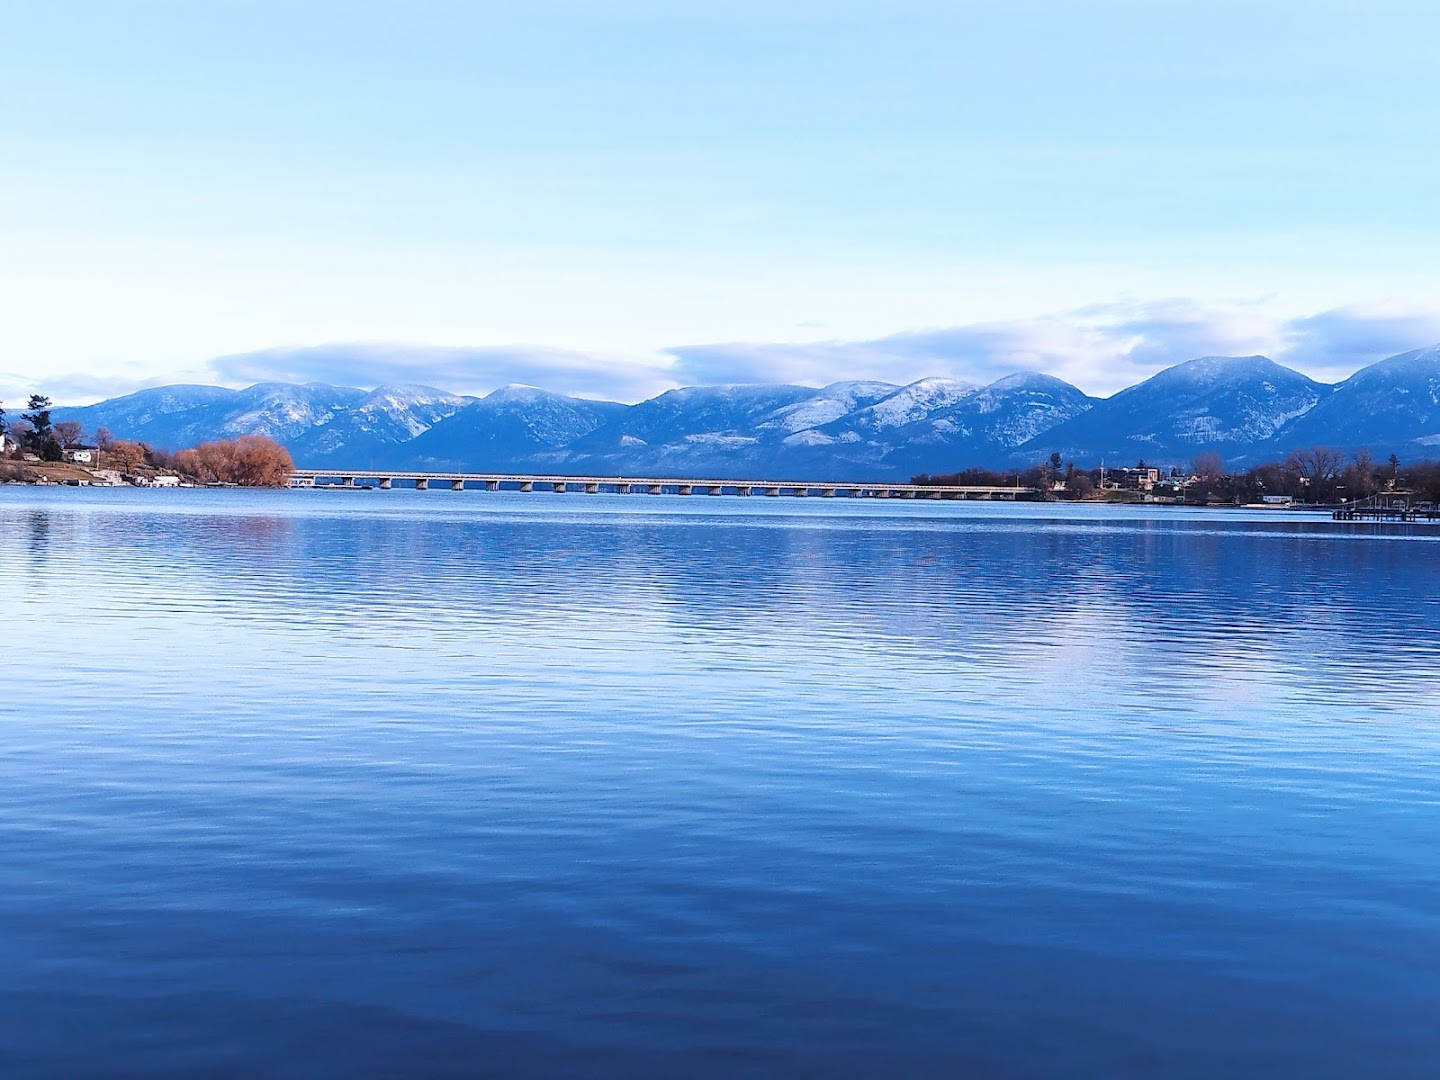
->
[[18, 301, 1440, 407], [205, 343, 677, 402], [1279, 306, 1440, 383], [0, 370, 188, 409], [666, 300, 1440, 397]]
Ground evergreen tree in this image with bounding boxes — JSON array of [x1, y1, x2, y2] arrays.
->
[[22, 394, 62, 461]]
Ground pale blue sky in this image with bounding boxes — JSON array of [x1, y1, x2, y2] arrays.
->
[[4, 0, 1440, 402]]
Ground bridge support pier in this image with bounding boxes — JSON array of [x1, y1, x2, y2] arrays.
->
[[708, 485, 723, 495], [519, 481, 532, 492], [647, 484, 662, 495], [378, 478, 392, 489], [553, 482, 567, 493], [736, 485, 751, 496], [677, 484, 692, 495], [765, 487, 780, 496], [585, 482, 599, 494], [616, 483, 631, 494], [486, 480, 499, 492], [415, 478, 429, 490]]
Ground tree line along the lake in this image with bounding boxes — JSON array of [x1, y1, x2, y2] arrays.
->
[[0, 396, 294, 487], [915, 448, 1440, 506]]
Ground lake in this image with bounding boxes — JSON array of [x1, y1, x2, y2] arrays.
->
[[1, 488, 1437, 1076]]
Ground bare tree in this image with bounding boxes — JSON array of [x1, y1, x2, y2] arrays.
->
[[172, 436, 293, 487], [52, 420, 86, 448], [1191, 451, 1225, 481], [1342, 449, 1377, 500], [107, 440, 149, 474], [1283, 446, 1347, 502], [6, 419, 33, 455], [1284, 446, 1346, 482]]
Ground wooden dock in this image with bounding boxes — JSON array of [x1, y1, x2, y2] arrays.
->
[[1331, 496, 1439, 523]]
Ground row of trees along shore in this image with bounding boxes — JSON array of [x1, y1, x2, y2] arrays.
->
[[1, 395, 293, 487], [915, 447, 1440, 505]]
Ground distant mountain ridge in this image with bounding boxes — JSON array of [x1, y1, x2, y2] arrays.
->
[[1029, 355, 1330, 465], [52, 346, 1440, 479]]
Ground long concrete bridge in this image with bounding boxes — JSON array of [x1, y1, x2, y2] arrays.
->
[[288, 469, 1037, 500]]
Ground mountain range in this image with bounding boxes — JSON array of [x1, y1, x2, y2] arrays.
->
[[52, 345, 1440, 480]]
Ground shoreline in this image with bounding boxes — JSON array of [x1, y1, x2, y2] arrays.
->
[[3, 478, 1434, 521]]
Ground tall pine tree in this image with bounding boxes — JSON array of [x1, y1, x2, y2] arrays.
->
[[23, 395, 62, 461]]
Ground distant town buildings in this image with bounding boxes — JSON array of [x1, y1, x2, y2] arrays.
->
[[1099, 466, 1164, 493]]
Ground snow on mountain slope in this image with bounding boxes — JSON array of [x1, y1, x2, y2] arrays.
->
[[851, 378, 979, 430], [775, 371, 1090, 474], [920, 372, 1093, 448], [405, 386, 626, 469], [57, 381, 470, 459], [212, 383, 371, 442], [596, 384, 817, 446], [291, 385, 474, 461], [55, 385, 240, 447], [1273, 344, 1440, 455], [354, 384, 475, 439], [1026, 356, 1327, 464], [755, 381, 900, 434]]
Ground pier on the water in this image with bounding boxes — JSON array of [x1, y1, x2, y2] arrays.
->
[[288, 470, 1037, 500], [1331, 495, 1439, 522]]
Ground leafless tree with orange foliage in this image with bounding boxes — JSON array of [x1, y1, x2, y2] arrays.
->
[[106, 440, 149, 475], [173, 436, 293, 486]]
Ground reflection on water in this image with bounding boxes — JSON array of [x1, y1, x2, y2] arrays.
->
[[1, 489, 1438, 1076]]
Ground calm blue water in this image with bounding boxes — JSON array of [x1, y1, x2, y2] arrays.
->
[[1, 488, 1438, 1076]]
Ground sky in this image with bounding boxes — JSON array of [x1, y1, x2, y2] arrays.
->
[[3, 0, 1440, 405]]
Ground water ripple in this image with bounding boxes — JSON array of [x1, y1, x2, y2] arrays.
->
[[1, 488, 1438, 1076]]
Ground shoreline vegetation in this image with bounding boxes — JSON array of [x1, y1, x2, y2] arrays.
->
[[1, 394, 294, 487], [915, 448, 1440, 509]]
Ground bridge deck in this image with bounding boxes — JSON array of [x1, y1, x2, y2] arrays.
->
[[288, 469, 1035, 497]]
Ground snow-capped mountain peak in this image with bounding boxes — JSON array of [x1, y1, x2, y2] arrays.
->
[[855, 378, 979, 430]]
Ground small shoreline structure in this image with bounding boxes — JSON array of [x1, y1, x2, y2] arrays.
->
[[1330, 495, 1440, 523]]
